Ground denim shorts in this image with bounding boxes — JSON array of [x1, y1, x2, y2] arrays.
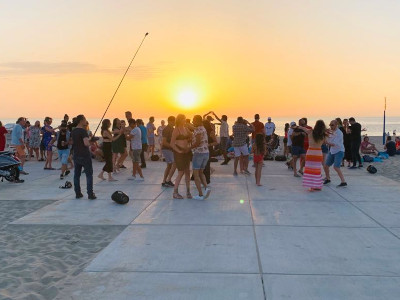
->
[[162, 149, 174, 163], [325, 151, 344, 168], [192, 152, 209, 170], [291, 145, 306, 156], [321, 144, 329, 154], [58, 149, 70, 165]]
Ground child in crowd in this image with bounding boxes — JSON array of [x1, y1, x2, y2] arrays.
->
[[252, 133, 266, 186]]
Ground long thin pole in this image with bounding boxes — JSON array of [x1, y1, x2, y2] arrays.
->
[[383, 97, 386, 145], [93, 32, 149, 137]]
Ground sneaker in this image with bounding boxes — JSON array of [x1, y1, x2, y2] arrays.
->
[[243, 170, 251, 175], [76, 192, 84, 199], [65, 170, 70, 176], [60, 174, 64, 180], [337, 182, 348, 187], [349, 166, 357, 169], [137, 177, 145, 181], [140, 164, 146, 169], [193, 195, 205, 200], [162, 182, 169, 187], [20, 170, 29, 175], [128, 176, 136, 181], [323, 179, 331, 185], [204, 188, 211, 199], [88, 193, 97, 200], [166, 181, 174, 187]]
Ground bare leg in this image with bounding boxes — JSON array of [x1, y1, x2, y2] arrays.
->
[[243, 155, 249, 171], [184, 167, 191, 196], [167, 163, 176, 182], [163, 164, 172, 183], [334, 166, 346, 183], [174, 171, 184, 195], [233, 157, 239, 175], [193, 170, 203, 196], [293, 156, 298, 176]]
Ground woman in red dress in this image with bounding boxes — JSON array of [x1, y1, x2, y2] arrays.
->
[[0, 121, 8, 151]]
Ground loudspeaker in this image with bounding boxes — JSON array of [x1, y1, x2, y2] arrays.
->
[[111, 191, 129, 204]]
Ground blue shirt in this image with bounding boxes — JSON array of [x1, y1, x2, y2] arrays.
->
[[139, 125, 148, 144], [11, 124, 23, 145]]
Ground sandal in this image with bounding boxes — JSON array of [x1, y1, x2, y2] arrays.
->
[[173, 192, 184, 199]]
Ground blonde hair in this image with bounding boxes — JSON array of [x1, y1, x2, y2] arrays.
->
[[175, 114, 186, 127]]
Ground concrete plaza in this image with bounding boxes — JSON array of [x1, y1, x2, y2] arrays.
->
[[1, 158, 400, 299]]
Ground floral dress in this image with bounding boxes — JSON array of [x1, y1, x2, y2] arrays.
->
[[29, 127, 41, 148]]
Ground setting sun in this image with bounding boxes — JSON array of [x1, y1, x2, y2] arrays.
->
[[176, 89, 199, 109]]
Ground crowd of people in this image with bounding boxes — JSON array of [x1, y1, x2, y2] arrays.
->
[[1, 113, 399, 198]]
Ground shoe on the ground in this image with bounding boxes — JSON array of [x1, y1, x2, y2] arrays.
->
[[140, 164, 146, 168], [193, 195, 205, 200], [65, 170, 70, 176], [76, 192, 84, 199], [298, 170, 304, 175], [128, 176, 136, 181], [60, 174, 64, 180], [294, 173, 301, 177], [13, 179, 24, 183], [88, 193, 97, 200], [204, 188, 211, 199], [358, 165, 363, 168], [136, 177, 145, 181], [233, 171, 238, 176], [162, 182, 169, 187], [120, 165, 127, 169], [220, 161, 228, 165], [323, 179, 331, 185], [20, 170, 29, 175], [166, 181, 174, 187], [337, 182, 348, 187], [349, 166, 357, 169]]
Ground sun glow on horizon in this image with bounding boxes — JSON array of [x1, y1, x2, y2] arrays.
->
[[176, 88, 199, 109]]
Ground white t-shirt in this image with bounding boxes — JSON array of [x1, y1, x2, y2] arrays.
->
[[130, 127, 142, 150], [287, 128, 293, 146], [220, 120, 229, 138], [327, 128, 344, 154], [264, 122, 275, 136]]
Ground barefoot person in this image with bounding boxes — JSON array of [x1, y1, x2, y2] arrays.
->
[[323, 120, 347, 187], [252, 133, 266, 186], [71, 115, 96, 199], [191, 115, 211, 200], [299, 120, 327, 191], [98, 119, 120, 181], [170, 114, 192, 199]]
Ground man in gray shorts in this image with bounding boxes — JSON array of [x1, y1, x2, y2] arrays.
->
[[127, 119, 144, 180], [161, 116, 176, 187]]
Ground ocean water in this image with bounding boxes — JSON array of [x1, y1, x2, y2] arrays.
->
[[2, 116, 399, 137]]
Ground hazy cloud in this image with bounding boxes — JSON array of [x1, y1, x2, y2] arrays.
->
[[0, 61, 170, 80]]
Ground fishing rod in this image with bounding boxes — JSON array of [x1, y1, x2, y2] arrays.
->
[[93, 32, 149, 137]]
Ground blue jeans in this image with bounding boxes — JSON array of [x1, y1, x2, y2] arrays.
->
[[73, 156, 93, 195]]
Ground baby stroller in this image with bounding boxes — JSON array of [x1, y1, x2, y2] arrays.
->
[[264, 133, 280, 160]]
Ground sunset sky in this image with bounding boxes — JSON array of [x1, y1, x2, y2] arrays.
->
[[1, 0, 400, 119]]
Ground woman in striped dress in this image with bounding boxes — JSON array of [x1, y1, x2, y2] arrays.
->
[[299, 120, 328, 191]]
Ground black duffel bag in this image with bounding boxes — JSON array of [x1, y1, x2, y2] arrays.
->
[[111, 191, 130, 204]]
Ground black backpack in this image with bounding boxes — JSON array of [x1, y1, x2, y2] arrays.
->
[[151, 155, 160, 161], [111, 191, 129, 204], [367, 165, 377, 174], [275, 155, 287, 161]]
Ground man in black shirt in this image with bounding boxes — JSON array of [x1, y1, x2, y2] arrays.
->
[[348, 117, 362, 169], [385, 136, 396, 156], [71, 115, 96, 199]]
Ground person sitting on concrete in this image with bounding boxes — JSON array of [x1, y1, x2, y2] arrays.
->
[[360, 136, 378, 155], [384, 136, 397, 156]]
